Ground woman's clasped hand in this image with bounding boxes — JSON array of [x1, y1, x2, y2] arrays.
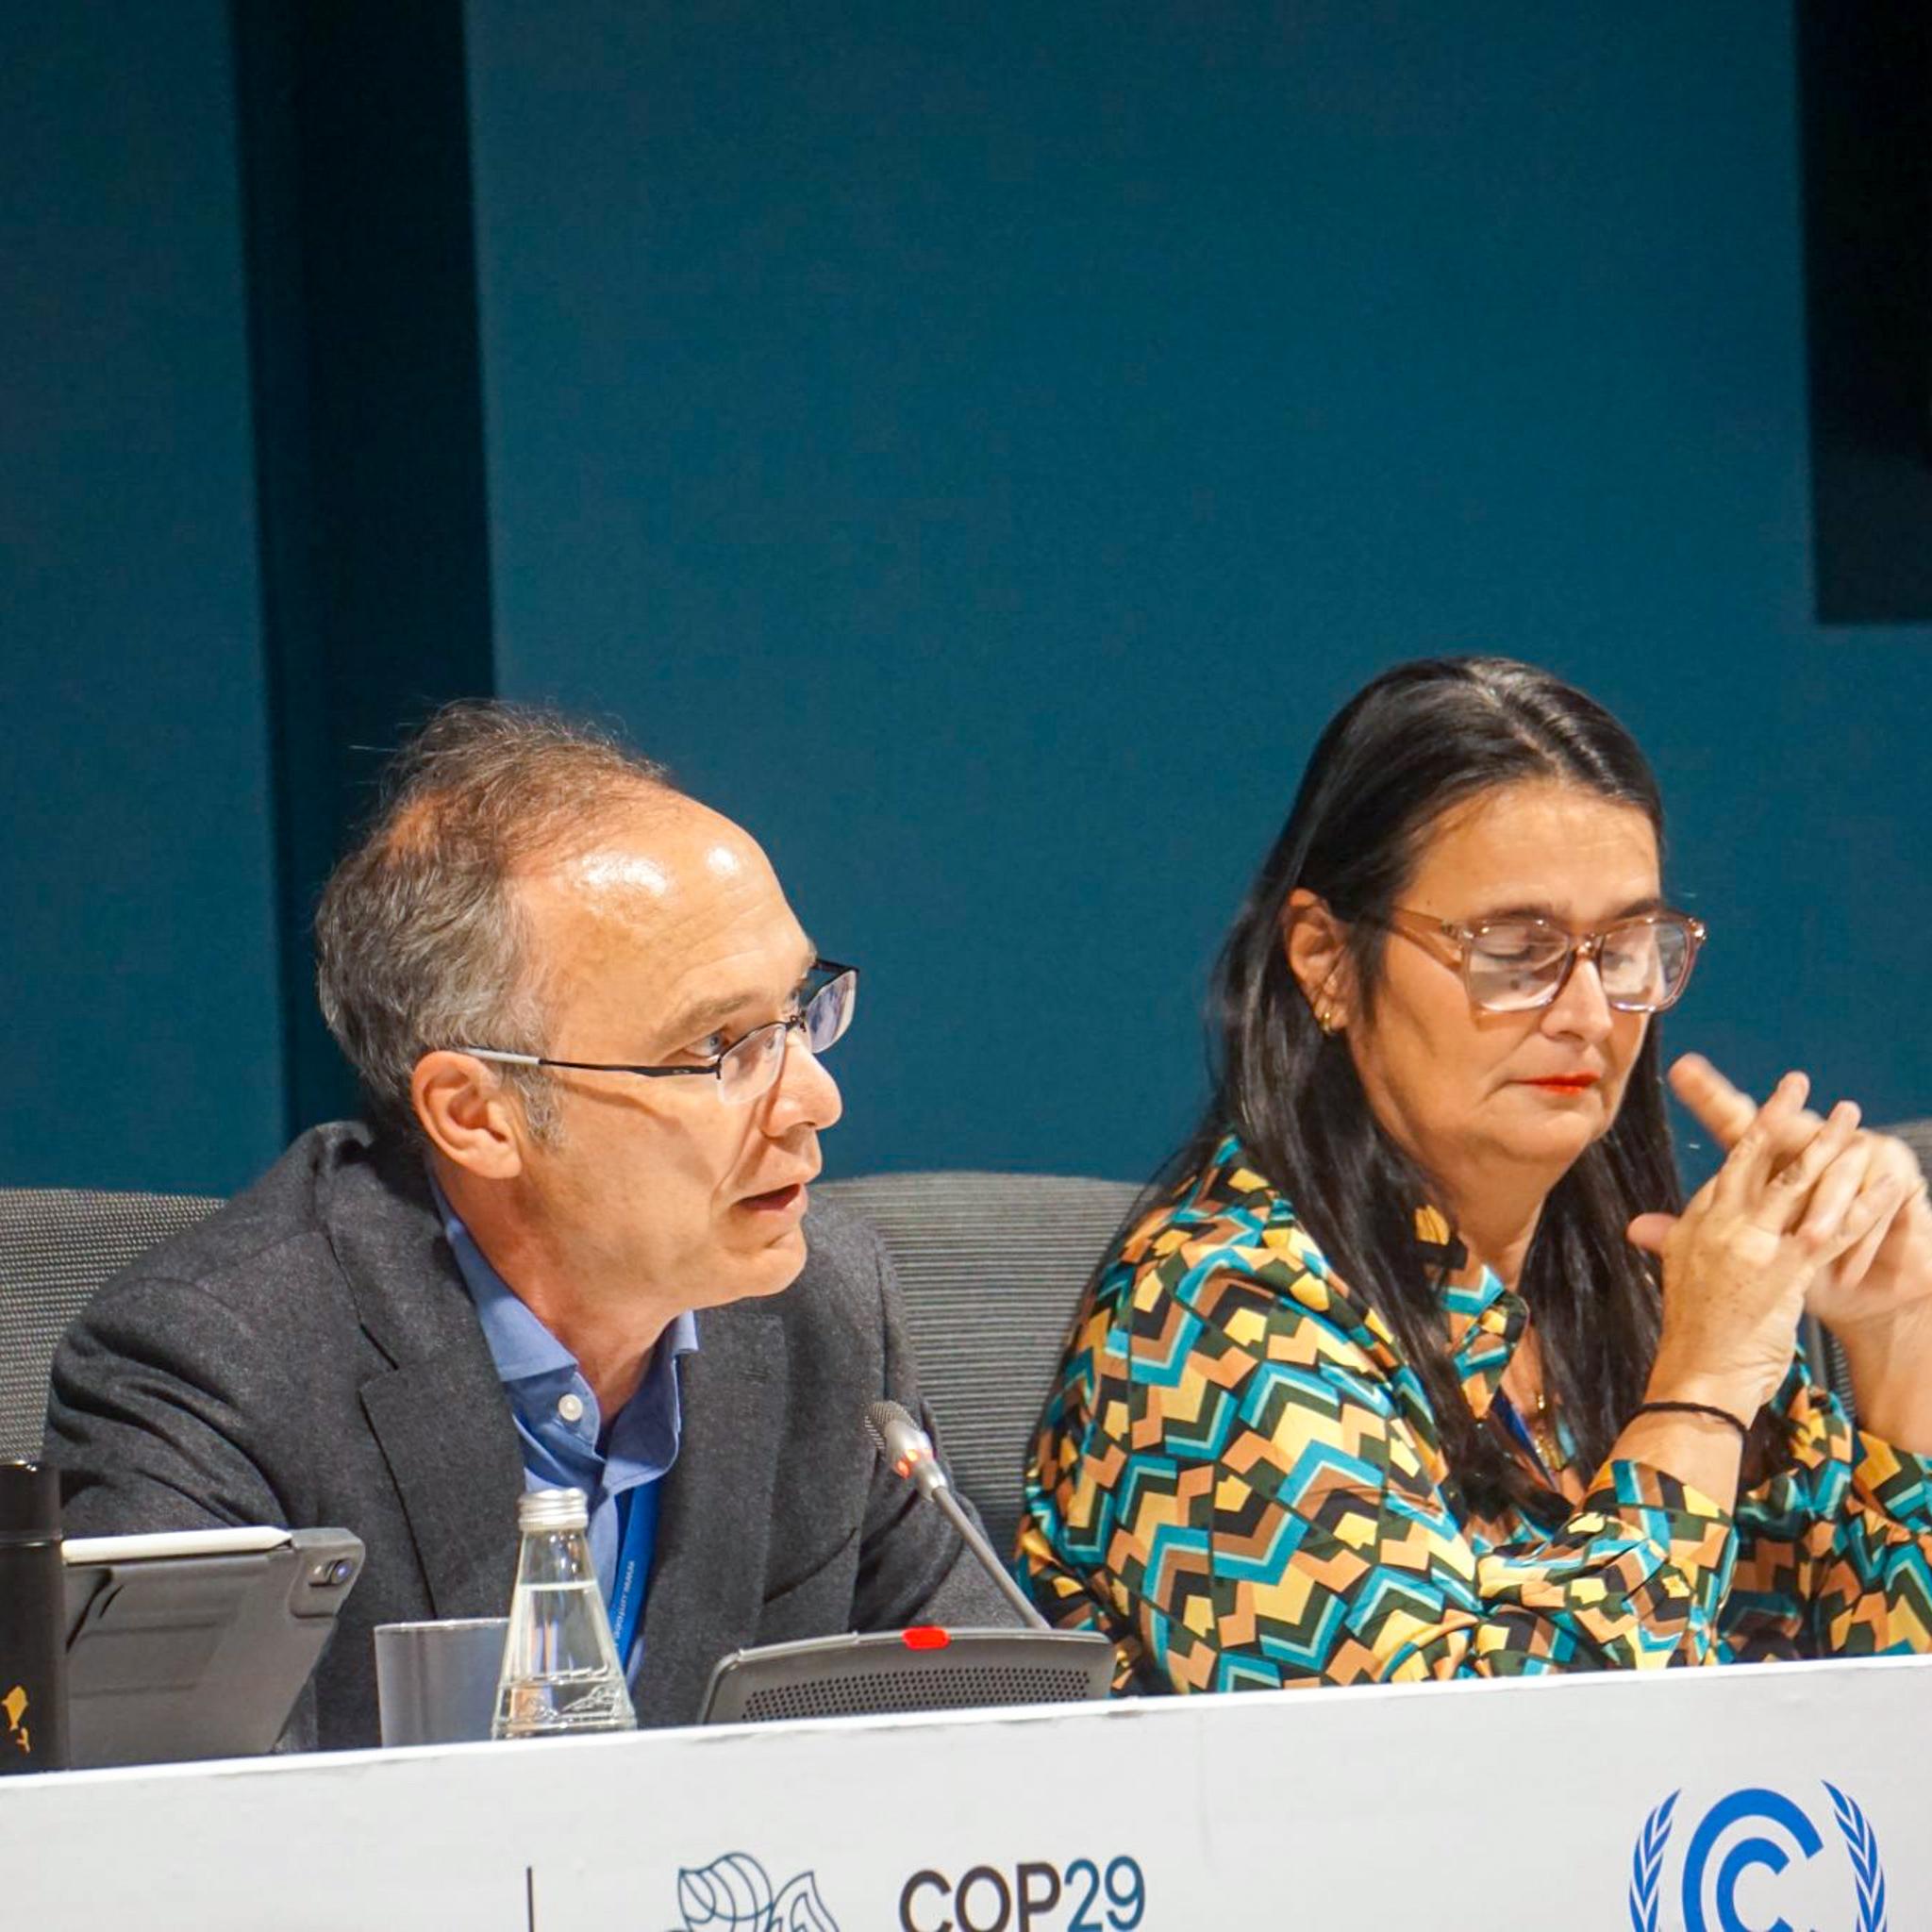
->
[[1630, 1064, 1928, 1427]]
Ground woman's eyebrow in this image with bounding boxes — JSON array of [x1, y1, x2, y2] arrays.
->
[[1467, 893, 1667, 924]]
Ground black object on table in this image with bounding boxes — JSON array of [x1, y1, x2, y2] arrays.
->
[[0, 1461, 69, 1773]]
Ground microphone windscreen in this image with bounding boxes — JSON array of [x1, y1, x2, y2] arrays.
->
[[864, 1398, 915, 1458]]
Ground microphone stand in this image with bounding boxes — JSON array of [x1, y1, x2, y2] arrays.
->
[[866, 1401, 1050, 1632]]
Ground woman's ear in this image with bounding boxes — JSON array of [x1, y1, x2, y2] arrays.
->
[[1282, 889, 1355, 1034]]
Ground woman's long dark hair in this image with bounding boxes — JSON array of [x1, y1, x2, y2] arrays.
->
[[1173, 656, 1682, 1520]]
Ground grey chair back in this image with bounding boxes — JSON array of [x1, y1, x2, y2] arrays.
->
[[0, 1174, 1130, 1551], [0, 1188, 223, 1458], [819, 1173, 1141, 1557], [10, 1126, 1924, 1535]]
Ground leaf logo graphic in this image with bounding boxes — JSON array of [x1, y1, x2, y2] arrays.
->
[[771, 1874, 837, 1932], [676, 1853, 771, 1929], [670, 1852, 841, 1932]]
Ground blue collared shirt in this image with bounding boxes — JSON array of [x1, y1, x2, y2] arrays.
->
[[430, 1177, 698, 1674]]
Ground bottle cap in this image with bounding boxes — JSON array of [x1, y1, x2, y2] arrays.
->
[[517, 1487, 589, 1533], [0, 1462, 62, 1545]]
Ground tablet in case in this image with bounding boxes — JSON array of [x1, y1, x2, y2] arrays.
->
[[61, 1524, 363, 1768]]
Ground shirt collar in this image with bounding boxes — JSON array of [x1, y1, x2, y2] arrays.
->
[[1204, 1137, 1524, 1420], [1437, 1260, 1524, 1422], [426, 1170, 700, 1393], [1408, 1202, 1527, 1418]]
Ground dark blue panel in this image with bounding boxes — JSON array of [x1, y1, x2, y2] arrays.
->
[[0, 1, 283, 1192], [233, 0, 497, 1136], [1799, 1, 1932, 623], [468, 2, 1932, 1180]]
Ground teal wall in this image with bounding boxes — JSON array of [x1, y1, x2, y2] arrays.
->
[[4, 5, 1927, 1196], [2, 1, 285, 1193], [464, 3, 1932, 1182]]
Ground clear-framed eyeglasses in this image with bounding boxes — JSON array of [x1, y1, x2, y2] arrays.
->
[[1365, 908, 1707, 1014], [456, 959, 858, 1105]]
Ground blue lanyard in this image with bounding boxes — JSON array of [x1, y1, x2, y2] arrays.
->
[[1493, 1390, 1558, 1483], [607, 1481, 658, 1677], [1491, 1383, 1568, 1483]]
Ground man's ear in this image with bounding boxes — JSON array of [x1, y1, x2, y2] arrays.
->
[[410, 1052, 528, 1180], [1282, 889, 1356, 1033]]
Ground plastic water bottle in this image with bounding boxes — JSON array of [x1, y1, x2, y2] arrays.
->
[[491, 1488, 636, 1740]]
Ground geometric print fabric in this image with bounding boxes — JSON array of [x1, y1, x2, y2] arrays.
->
[[1017, 1136, 1932, 1691]]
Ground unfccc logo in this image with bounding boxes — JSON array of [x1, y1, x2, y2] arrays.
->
[[1627, 1786, 1889, 1932]]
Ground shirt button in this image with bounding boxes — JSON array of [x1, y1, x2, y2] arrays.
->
[[557, 1392, 586, 1424]]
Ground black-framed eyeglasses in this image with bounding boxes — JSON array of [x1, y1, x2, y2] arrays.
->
[[1363, 909, 1706, 1014], [456, 959, 858, 1106]]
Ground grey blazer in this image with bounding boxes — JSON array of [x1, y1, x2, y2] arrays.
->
[[44, 1124, 1013, 1749]]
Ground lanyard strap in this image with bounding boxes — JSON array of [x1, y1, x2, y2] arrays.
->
[[1491, 1389, 1554, 1480], [608, 1481, 659, 1676]]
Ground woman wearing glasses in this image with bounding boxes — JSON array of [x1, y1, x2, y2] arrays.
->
[[1019, 656, 1932, 1690]]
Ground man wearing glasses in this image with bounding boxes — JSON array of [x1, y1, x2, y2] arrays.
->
[[47, 703, 1012, 1749]]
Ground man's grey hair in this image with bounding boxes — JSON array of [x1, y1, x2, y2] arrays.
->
[[314, 701, 675, 1138]]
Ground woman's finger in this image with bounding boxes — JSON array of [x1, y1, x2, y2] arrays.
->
[[1835, 1204, 1890, 1291], [1836, 1143, 1929, 1289], [1628, 1167, 1724, 1256], [1807, 1169, 1909, 1270], [1625, 1211, 1679, 1257], [1787, 1128, 1873, 1251], [1668, 1054, 1759, 1148], [1671, 1055, 1848, 1174], [1710, 1073, 1812, 1212], [1867, 1133, 1928, 1200], [1757, 1100, 1862, 1233], [1761, 1100, 1831, 1168]]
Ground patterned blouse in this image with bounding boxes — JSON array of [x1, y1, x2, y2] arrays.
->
[[1017, 1136, 1932, 1692]]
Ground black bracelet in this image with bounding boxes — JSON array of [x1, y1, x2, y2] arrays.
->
[[1634, 1399, 1751, 1441]]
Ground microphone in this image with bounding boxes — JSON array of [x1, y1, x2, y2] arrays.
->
[[865, 1400, 1049, 1632]]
